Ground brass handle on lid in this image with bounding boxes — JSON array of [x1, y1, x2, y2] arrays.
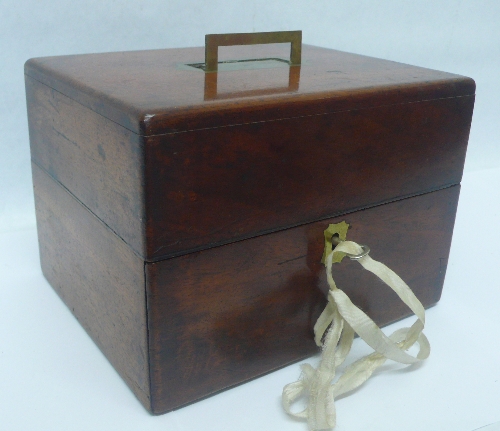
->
[[204, 30, 302, 72]]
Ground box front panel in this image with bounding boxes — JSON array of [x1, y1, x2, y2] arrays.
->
[[146, 185, 459, 413], [144, 95, 473, 260]]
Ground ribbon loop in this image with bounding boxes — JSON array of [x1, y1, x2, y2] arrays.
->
[[282, 237, 430, 430]]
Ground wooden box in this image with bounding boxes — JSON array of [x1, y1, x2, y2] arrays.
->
[[25, 33, 475, 414]]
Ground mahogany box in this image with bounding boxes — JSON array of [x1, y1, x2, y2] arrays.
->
[[25, 32, 475, 414]]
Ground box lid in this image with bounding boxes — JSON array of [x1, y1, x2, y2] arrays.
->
[[26, 42, 475, 261], [25, 43, 475, 136]]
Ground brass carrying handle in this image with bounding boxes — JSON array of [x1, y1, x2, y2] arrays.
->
[[204, 30, 302, 72]]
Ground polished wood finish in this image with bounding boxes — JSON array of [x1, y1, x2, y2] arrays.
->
[[24, 44, 474, 135], [143, 95, 473, 260], [26, 76, 146, 258], [26, 43, 474, 416], [146, 185, 460, 413], [26, 47, 475, 261], [32, 163, 150, 409], [32, 157, 460, 413]]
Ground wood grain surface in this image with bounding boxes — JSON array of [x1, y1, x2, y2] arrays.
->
[[146, 185, 460, 414], [32, 163, 151, 411], [26, 43, 472, 415], [25, 44, 475, 135], [26, 73, 474, 261], [32, 160, 460, 414], [143, 94, 473, 260], [26, 75, 147, 258]]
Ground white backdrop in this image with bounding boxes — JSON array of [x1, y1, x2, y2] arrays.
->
[[1, 0, 499, 232], [1, 2, 500, 431]]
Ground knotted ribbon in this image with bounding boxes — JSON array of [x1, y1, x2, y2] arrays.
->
[[282, 240, 430, 430]]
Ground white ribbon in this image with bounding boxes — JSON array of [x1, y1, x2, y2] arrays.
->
[[282, 240, 430, 430]]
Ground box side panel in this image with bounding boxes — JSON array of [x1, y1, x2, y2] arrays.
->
[[146, 185, 460, 413], [32, 163, 151, 411], [144, 95, 473, 260], [26, 75, 146, 257]]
